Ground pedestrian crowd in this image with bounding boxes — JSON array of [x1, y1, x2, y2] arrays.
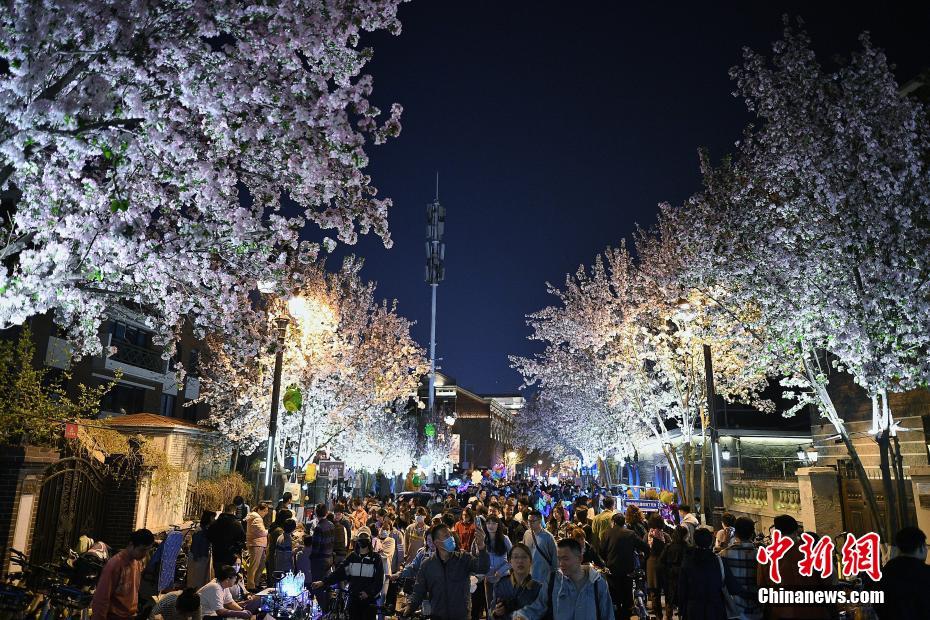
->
[[87, 483, 930, 620]]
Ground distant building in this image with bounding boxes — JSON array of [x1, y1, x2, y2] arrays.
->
[[417, 372, 523, 470]]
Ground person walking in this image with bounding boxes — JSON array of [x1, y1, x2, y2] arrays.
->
[[676, 505, 699, 545], [714, 512, 736, 553], [187, 511, 215, 590], [523, 508, 559, 585], [244, 503, 269, 591], [91, 529, 155, 620], [233, 496, 250, 523], [479, 515, 514, 620], [678, 528, 726, 620], [404, 508, 430, 562], [873, 526, 930, 620], [658, 526, 689, 620], [489, 543, 542, 620], [402, 522, 489, 619], [308, 503, 335, 581], [645, 513, 669, 617], [512, 537, 615, 620], [330, 502, 353, 567], [313, 529, 384, 620], [600, 513, 648, 620], [590, 497, 617, 553], [455, 507, 478, 551], [207, 505, 246, 576], [717, 517, 761, 620]]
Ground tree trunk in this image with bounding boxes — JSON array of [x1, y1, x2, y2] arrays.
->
[[802, 350, 886, 541], [876, 432, 900, 538], [891, 434, 910, 527], [663, 443, 686, 504]]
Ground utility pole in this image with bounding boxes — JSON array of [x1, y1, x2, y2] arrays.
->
[[425, 175, 445, 419]]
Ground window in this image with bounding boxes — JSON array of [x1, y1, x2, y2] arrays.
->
[[161, 393, 177, 417], [188, 348, 200, 376], [110, 321, 149, 347], [100, 382, 147, 416]]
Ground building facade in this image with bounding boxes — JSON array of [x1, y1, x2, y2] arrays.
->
[[25, 306, 207, 421], [418, 372, 523, 470]]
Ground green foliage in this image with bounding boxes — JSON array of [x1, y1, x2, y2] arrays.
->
[[0, 326, 111, 447]]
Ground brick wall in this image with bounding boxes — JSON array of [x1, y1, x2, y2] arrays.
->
[[101, 472, 142, 551], [0, 446, 59, 576]]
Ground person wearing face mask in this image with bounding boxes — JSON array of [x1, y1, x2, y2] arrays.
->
[[401, 523, 489, 620], [378, 516, 404, 616], [405, 508, 430, 562], [312, 528, 384, 620]]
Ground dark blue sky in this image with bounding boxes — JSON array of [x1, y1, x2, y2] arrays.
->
[[328, 1, 930, 395]]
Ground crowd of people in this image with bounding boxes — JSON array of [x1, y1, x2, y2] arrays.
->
[[87, 482, 930, 620]]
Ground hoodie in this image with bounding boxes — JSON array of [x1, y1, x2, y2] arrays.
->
[[514, 566, 615, 620]]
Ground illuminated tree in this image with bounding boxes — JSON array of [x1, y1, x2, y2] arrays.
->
[[0, 0, 403, 356]]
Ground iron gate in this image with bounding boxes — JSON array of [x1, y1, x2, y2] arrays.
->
[[30, 457, 107, 566]]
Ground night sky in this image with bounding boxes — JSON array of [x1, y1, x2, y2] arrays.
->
[[327, 1, 930, 395]]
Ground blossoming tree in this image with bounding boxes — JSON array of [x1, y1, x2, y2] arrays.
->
[[196, 258, 426, 481], [0, 0, 403, 356], [686, 23, 930, 538]]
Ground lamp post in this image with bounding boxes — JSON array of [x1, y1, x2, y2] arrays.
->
[[264, 316, 290, 491], [704, 343, 724, 527]]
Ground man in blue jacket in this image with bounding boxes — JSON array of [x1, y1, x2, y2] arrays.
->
[[514, 537, 615, 620]]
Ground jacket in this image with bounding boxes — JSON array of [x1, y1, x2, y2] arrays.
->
[[600, 525, 649, 578], [491, 575, 542, 620], [873, 555, 930, 620], [523, 528, 559, 584], [90, 550, 142, 620], [245, 512, 268, 548], [514, 567, 616, 620], [590, 510, 615, 553], [309, 517, 335, 564], [322, 550, 384, 601], [679, 513, 700, 544], [404, 548, 490, 619], [678, 547, 726, 620], [206, 513, 245, 563], [330, 515, 352, 562]]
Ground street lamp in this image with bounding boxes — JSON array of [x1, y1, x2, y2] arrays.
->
[[264, 315, 290, 490], [721, 445, 731, 461], [262, 293, 334, 492]]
